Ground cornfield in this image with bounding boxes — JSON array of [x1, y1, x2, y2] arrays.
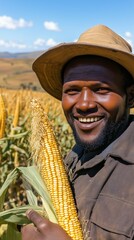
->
[[0, 88, 76, 240]]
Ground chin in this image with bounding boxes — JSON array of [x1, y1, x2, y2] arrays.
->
[[72, 115, 128, 151], [75, 137, 104, 151]]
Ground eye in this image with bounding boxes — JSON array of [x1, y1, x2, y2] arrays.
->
[[95, 87, 111, 94], [64, 88, 80, 95]]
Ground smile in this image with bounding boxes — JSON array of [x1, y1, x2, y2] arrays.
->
[[78, 116, 102, 123]]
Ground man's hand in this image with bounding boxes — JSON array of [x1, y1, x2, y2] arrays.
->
[[21, 209, 72, 240]]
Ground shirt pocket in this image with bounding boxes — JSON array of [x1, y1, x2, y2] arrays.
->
[[90, 193, 134, 239]]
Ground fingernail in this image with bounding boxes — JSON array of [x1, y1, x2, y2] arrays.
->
[[26, 209, 33, 219]]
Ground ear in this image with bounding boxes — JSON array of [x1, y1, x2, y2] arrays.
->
[[126, 84, 134, 108]]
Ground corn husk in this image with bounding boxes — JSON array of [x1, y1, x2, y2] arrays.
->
[[0, 166, 58, 239]]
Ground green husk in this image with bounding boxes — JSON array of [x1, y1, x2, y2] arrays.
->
[[0, 168, 18, 212], [0, 166, 58, 225], [0, 206, 43, 225]]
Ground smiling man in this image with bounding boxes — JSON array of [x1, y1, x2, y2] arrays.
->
[[62, 55, 132, 152], [22, 25, 134, 240]]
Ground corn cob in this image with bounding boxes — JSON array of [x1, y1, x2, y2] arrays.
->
[[30, 99, 84, 240], [12, 95, 20, 129], [0, 94, 6, 139], [10, 95, 20, 167]]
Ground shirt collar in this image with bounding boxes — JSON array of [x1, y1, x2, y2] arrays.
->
[[102, 115, 134, 164]]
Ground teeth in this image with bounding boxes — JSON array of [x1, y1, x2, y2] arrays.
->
[[78, 117, 101, 123]]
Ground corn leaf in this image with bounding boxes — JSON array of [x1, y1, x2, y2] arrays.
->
[[0, 131, 29, 143], [0, 168, 18, 211], [10, 145, 29, 157], [22, 178, 37, 206], [0, 166, 58, 225], [0, 205, 44, 224], [0, 223, 21, 240], [18, 166, 58, 223]]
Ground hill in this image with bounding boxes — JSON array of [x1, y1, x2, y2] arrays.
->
[[0, 57, 43, 91], [0, 50, 44, 59]]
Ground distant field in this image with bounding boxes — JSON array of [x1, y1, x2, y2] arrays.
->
[[0, 58, 42, 91]]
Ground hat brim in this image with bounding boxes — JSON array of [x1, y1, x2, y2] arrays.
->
[[32, 42, 134, 100]]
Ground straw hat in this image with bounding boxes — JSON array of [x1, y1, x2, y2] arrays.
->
[[32, 24, 134, 100]]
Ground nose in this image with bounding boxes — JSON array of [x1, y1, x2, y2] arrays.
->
[[75, 88, 97, 112]]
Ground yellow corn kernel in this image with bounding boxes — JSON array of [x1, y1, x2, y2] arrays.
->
[[30, 99, 84, 240]]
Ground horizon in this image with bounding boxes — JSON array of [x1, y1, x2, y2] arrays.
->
[[0, 0, 134, 53]]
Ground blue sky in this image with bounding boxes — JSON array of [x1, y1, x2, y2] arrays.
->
[[0, 0, 133, 53]]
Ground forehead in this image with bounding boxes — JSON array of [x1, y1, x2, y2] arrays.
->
[[62, 55, 126, 85], [63, 55, 123, 75]]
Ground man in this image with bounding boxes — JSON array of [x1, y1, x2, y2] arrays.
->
[[22, 25, 134, 239]]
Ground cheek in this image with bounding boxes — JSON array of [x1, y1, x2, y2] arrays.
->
[[61, 95, 77, 125], [99, 94, 127, 121], [61, 96, 69, 113], [61, 97, 71, 121], [62, 95, 76, 112]]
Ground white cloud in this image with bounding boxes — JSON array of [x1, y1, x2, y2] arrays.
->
[[34, 38, 46, 46], [0, 15, 33, 29], [46, 38, 57, 46], [0, 39, 27, 49], [44, 21, 60, 31], [125, 31, 132, 38], [33, 37, 57, 48]]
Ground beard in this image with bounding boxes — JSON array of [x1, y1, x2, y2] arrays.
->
[[70, 112, 129, 152]]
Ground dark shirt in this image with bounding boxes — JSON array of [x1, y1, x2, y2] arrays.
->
[[64, 115, 134, 240]]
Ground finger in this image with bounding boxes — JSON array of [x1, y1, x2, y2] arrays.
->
[[26, 209, 49, 233], [26, 209, 46, 225], [21, 224, 39, 240]]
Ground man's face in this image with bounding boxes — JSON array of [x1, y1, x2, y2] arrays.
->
[[62, 56, 130, 150]]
